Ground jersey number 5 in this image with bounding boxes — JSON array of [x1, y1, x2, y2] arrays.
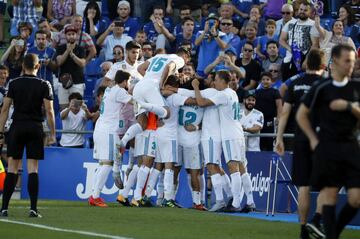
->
[[147, 57, 167, 72]]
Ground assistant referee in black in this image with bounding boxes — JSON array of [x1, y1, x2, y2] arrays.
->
[[0, 53, 56, 218], [297, 44, 360, 239]]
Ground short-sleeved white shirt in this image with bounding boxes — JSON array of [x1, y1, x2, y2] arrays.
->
[[105, 60, 143, 88], [199, 88, 222, 142], [241, 109, 264, 151], [156, 93, 188, 140], [60, 109, 87, 147], [210, 88, 245, 141], [282, 18, 319, 62], [177, 89, 204, 146], [95, 85, 132, 134], [143, 54, 185, 87]]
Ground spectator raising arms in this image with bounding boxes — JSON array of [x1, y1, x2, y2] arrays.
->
[[60, 92, 92, 148], [0, 37, 26, 80]]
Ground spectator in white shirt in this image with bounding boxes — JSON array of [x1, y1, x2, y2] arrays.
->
[[97, 20, 132, 61], [60, 92, 92, 147], [241, 90, 264, 152]]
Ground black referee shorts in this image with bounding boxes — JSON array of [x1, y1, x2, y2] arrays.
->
[[311, 141, 360, 189], [291, 140, 312, 187], [7, 121, 45, 160]]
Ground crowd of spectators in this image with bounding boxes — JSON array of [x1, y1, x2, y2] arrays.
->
[[0, 0, 359, 151]]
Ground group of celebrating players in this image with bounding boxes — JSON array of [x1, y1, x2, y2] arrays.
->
[[87, 40, 255, 213]]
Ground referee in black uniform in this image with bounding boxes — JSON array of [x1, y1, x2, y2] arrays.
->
[[297, 44, 360, 239], [275, 48, 326, 239], [0, 54, 56, 218]]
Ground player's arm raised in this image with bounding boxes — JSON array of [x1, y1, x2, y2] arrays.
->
[[137, 61, 150, 76], [191, 79, 214, 107], [159, 62, 176, 88]]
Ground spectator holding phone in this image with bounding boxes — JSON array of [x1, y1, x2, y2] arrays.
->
[[0, 37, 26, 80], [97, 20, 132, 61], [60, 92, 92, 148], [194, 13, 228, 77]]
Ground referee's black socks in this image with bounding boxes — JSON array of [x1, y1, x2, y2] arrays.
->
[[323, 205, 336, 239], [1, 173, 18, 211], [336, 203, 359, 238], [28, 173, 39, 212]]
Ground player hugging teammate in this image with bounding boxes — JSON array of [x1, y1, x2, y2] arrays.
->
[[88, 45, 255, 212]]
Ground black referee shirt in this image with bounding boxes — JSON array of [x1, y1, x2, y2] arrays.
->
[[302, 78, 360, 142], [284, 73, 324, 140], [6, 74, 54, 122]]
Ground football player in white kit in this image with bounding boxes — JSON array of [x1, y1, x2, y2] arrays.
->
[[192, 71, 248, 212], [118, 48, 191, 149], [88, 70, 132, 207], [143, 75, 196, 207], [175, 74, 231, 212], [241, 91, 264, 152]]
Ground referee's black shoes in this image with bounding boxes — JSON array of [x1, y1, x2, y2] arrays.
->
[[0, 209, 8, 217], [29, 209, 42, 218]]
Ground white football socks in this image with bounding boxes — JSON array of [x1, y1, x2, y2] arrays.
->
[[241, 173, 254, 205], [157, 171, 164, 200], [192, 191, 201, 205], [93, 165, 112, 199], [140, 102, 168, 119], [230, 172, 242, 208], [133, 165, 150, 200], [145, 168, 161, 197], [164, 169, 174, 200], [122, 123, 143, 146], [199, 173, 206, 204], [222, 174, 233, 198], [121, 165, 139, 198], [210, 174, 224, 202]]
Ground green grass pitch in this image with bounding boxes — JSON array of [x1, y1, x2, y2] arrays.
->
[[0, 200, 359, 239]]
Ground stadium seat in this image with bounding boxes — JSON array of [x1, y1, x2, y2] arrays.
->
[[84, 57, 103, 78], [84, 76, 98, 98]]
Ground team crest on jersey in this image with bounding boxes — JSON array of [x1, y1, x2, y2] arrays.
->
[[122, 64, 126, 70]]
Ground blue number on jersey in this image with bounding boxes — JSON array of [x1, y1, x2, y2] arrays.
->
[[178, 109, 197, 126], [147, 57, 167, 72], [119, 120, 124, 128], [99, 100, 105, 115], [232, 102, 241, 121]]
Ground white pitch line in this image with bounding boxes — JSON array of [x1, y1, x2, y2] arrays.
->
[[0, 219, 132, 239]]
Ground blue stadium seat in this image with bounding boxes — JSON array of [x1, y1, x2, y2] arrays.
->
[[84, 76, 98, 98], [84, 57, 103, 78], [320, 17, 334, 31]]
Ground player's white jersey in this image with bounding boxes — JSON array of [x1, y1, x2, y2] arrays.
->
[[241, 109, 264, 151], [199, 88, 222, 141], [105, 60, 143, 88], [95, 85, 132, 133], [176, 89, 204, 146], [211, 88, 245, 141], [143, 54, 185, 87], [156, 93, 188, 140]]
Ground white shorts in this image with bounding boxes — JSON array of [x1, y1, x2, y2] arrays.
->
[[58, 83, 85, 105], [178, 144, 202, 169], [134, 130, 156, 158], [133, 81, 165, 107], [155, 138, 178, 164], [201, 138, 222, 165], [93, 130, 120, 161], [222, 139, 247, 164]]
